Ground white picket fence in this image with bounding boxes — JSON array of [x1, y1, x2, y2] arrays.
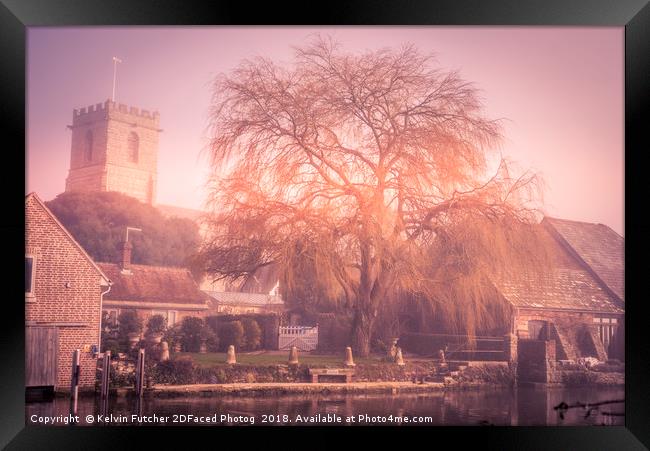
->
[[278, 325, 319, 351]]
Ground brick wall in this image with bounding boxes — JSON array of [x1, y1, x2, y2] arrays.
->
[[26, 195, 107, 390]]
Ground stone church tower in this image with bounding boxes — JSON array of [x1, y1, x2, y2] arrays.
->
[[65, 99, 160, 204]]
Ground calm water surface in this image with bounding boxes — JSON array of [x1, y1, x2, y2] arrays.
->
[[26, 386, 624, 426]]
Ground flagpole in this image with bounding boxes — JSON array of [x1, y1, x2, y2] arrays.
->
[[111, 57, 122, 101]]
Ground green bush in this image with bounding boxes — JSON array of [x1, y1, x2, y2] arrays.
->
[[242, 319, 262, 351], [180, 317, 206, 352], [154, 359, 195, 385], [218, 321, 244, 351], [118, 310, 143, 336], [591, 362, 624, 373], [561, 370, 599, 386], [102, 339, 121, 355], [146, 314, 167, 335], [205, 315, 221, 334], [204, 327, 220, 352]]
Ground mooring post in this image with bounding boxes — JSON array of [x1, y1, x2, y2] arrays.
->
[[101, 351, 111, 398], [69, 349, 80, 420], [135, 348, 145, 397]]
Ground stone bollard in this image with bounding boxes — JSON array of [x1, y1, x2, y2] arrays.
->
[[344, 346, 356, 367], [160, 341, 170, 361], [226, 345, 237, 364], [395, 347, 406, 366], [288, 346, 299, 365]]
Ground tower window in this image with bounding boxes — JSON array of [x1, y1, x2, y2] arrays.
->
[[84, 130, 93, 162], [128, 132, 139, 163]]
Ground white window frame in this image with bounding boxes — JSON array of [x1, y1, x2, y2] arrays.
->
[[104, 308, 120, 327], [151, 310, 178, 327], [593, 316, 618, 350]]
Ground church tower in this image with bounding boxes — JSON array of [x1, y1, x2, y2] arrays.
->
[[65, 99, 160, 204]]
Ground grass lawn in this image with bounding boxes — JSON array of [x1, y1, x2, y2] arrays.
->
[[173, 351, 383, 368]]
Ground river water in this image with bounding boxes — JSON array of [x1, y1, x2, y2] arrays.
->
[[26, 386, 624, 426]]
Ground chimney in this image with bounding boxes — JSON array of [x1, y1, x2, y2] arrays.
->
[[120, 240, 133, 274]]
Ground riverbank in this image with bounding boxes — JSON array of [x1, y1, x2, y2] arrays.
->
[[143, 381, 446, 398]]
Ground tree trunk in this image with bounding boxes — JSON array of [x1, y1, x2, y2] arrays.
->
[[352, 308, 374, 357]]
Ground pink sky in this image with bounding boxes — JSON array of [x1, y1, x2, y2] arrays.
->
[[26, 27, 624, 235]]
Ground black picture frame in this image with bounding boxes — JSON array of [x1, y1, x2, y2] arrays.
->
[[2, 0, 648, 449]]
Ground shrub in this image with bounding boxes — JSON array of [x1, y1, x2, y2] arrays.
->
[[591, 362, 625, 373], [102, 339, 121, 355], [205, 315, 221, 334], [561, 370, 599, 386], [457, 364, 516, 386], [153, 359, 195, 385], [204, 327, 220, 352], [242, 319, 262, 351], [180, 317, 206, 352], [146, 314, 167, 335], [118, 310, 143, 336], [218, 321, 244, 351]]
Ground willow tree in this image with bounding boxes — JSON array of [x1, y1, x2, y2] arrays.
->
[[199, 38, 544, 356]]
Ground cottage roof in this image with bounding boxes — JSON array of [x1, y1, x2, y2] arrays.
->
[[26, 193, 111, 286], [542, 217, 624, 302], [493, 221, 623, 314], [98, 262, 210, 305], [206, 291, 284, 307], [239, 263, 281, 294]]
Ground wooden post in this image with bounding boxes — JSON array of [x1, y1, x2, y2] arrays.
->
[[69, 349, 80, 419], [135, 348, 145, 397], [101, 351, 111, 398]]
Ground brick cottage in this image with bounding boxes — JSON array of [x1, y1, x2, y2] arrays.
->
[[25, 193, 111, 392], [98, 241, 210, 330]]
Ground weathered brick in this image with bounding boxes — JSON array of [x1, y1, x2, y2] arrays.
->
[[26, 194, 110, 390]]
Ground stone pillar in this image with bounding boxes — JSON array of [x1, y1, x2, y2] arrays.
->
[[344, 347, 356, 367], [288, 346, 299, 365], [226, 345, 237, 364], [544, 339, 556, 383]]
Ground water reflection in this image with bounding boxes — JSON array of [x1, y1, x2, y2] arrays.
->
[[25, 386, 624, 426]]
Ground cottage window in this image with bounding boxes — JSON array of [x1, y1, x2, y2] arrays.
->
[[593, 317, 618, 351], [128, 132, 139, 163], [105, 309, 119, 327], [25, 256, 36, 297]]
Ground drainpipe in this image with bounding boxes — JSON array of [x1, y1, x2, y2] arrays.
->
[[98, 283, 112, 354]]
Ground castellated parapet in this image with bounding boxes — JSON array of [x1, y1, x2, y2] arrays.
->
[[72, 99, 160, 129], [65, 99, 160, 204]]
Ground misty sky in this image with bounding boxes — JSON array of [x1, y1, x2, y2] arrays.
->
[[26, 27, 624, 235]]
